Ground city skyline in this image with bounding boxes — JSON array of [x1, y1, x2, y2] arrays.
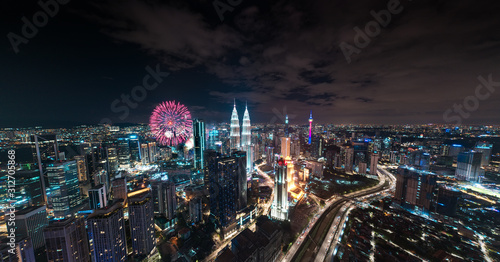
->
[[2, 0, 500, 127]]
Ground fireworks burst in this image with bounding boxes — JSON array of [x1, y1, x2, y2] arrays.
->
[[149, 101, 192, 146]]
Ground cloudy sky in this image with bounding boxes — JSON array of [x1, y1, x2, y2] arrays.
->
[[1, 0, 500, 127]]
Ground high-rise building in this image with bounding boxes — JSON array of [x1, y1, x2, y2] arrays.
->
[[9, 205, 49, 250], [140, 143, 149, 165], [46, 161, 81, 217], [150, 178, 177, 220], [193, 119, 206, 169], [128, 191, 155, 256], [343, 146, 354, 172], [207, 150, 247, 237], [370, 152, 379, 175], [75, 155, 88, 183], [129, 135, 141, 163], [230, 102, 241, 150], [456, 151, 483, 182], [271, 159, 288, 221], [284, 114, 289, 137], [0, 236, 35, 262], [208, 127, 220, 151], [88, 185, 108, 210], [394, 166, 437, 212], [241, 105, 252, 173], [280, 137, 291, 160], [435, 186, 461, 217], [189, 197, 202, 224], [358, 162, 367, 174], [106, 147, 119, 176], [87, 202, 127, 262], [111, 177, 128, 201], [474, 142, 493, 167], [16, 169, 43, 207], [44, 218, 90, 262], [117, 137, 130, 168]]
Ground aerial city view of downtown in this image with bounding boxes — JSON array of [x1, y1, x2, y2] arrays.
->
[[1, 0, 500, 261]]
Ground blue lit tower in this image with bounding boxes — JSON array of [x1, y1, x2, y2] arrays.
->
[[271, 158, 288, 221], [285, 114, 289, 137], [241, 103, 253, 172], [193, 119, 206, 169], [230, 100, 241, 150], [308, 111, 313, 145]]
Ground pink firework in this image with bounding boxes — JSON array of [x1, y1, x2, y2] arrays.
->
[[149, 101, 193, 146]]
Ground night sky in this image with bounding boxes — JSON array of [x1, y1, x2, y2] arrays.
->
[[2, 0, 500, 127]]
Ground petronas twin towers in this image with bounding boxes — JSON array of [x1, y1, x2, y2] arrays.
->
[[230, 101, 251, 150], [230, 101, 253, 174]]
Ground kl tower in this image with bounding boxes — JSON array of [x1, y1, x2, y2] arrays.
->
[[308, 111, 313, 144]]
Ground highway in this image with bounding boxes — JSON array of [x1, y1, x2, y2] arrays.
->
[[284, 166, 396, 262]]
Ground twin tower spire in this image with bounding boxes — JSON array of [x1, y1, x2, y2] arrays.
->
[[230, 100, 251, 150]]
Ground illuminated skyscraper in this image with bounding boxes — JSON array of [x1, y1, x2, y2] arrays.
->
[[230, 101, 241, 150], [193, 119, 206, 169], [308, 111, 313, 145], [456, 151, 483, 182], [285, 114, 289, 137], [271, 159, 288, 221], [281, 137, 291, 159], [44, 217, 90, 262], [474, 141, 493, 167], [241, 104, 253, 172], [128, 191, 155, 256], [87, 202, 127, 262], [370, 152, 379, 175], [46, 161, 81, 218]]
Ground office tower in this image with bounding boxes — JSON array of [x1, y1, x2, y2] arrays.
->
[[474, 142, 493, 167], [370, 152, 379, 175], [88, 185, 108, 210], [207, 151, 247, 236], [311, 135, 323, 159], [409, 150, 430, 170], [241, 105, 251, 147], [129, 135, 141, 162], [128, 191, 155, 256], [208, 127, 220, 150], [306, 160, 323, 179], [111, 178, 128, 201], [43, 218, 90, 262], [435, 186, 461, 217], [106, 147, 119, 176], [230, 102, 241, 150], [16, 169, 43, 207], [271, 159, 288, 221], [46, 161, 81, 217], [284, 114, 289, 137], [291, 139, 301, 158], [189, 197, 202, 224], [449, 144, 463, 157], [343, 146, 354, 172], [140, 143, 150, 164], [9, 205, 49, 250], [87, 202, 127, 262], [0, 237, 35, 262], [148, 142, 157, 163], [31, 134, 59, 205], [394, 166, 437, 211], [308, 111, 313, 145], [266, 147, 274, 165], [75, 155, 88, 183], [117, 137, 130, 168], [456, 151, 483, 183], [193, 119, 206, 169], [150, 179, 177, 220], [280, 137, 291, 159], [358, 162, 367, 174]]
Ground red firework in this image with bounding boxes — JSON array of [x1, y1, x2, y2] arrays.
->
[[149, 101, 192, 146]]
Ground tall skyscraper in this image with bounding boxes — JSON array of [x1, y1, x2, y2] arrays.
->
[[370, 152, 379, 175], [46, 161, 81, 218], [308, 111, 313, 145], [88, 185, 108, 210], [117, 137, 130, 168], [150, 178, 177, 220], [456, 151, 483, 182], [281, 137, 291, 159], [207, 150, 247, 237], [271, 158, 288, 221], [193, 119, 206, 169], [111, 177, 127, 201], [87, 202, 127, 262], [44, 217, 90, 262], [140, 143, 150, 164], [394, 166, 437, 212], [128, 191, 155, 256], [474, 142, 493, 167], [106, 147, 119, 176], [230, 101, 241, 150], [284, 114, 289, 137], [189, 197, 202, 224], [75, 155, 88, 183], [241, 105, 252, 173], [9, 205, 49, 250]]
